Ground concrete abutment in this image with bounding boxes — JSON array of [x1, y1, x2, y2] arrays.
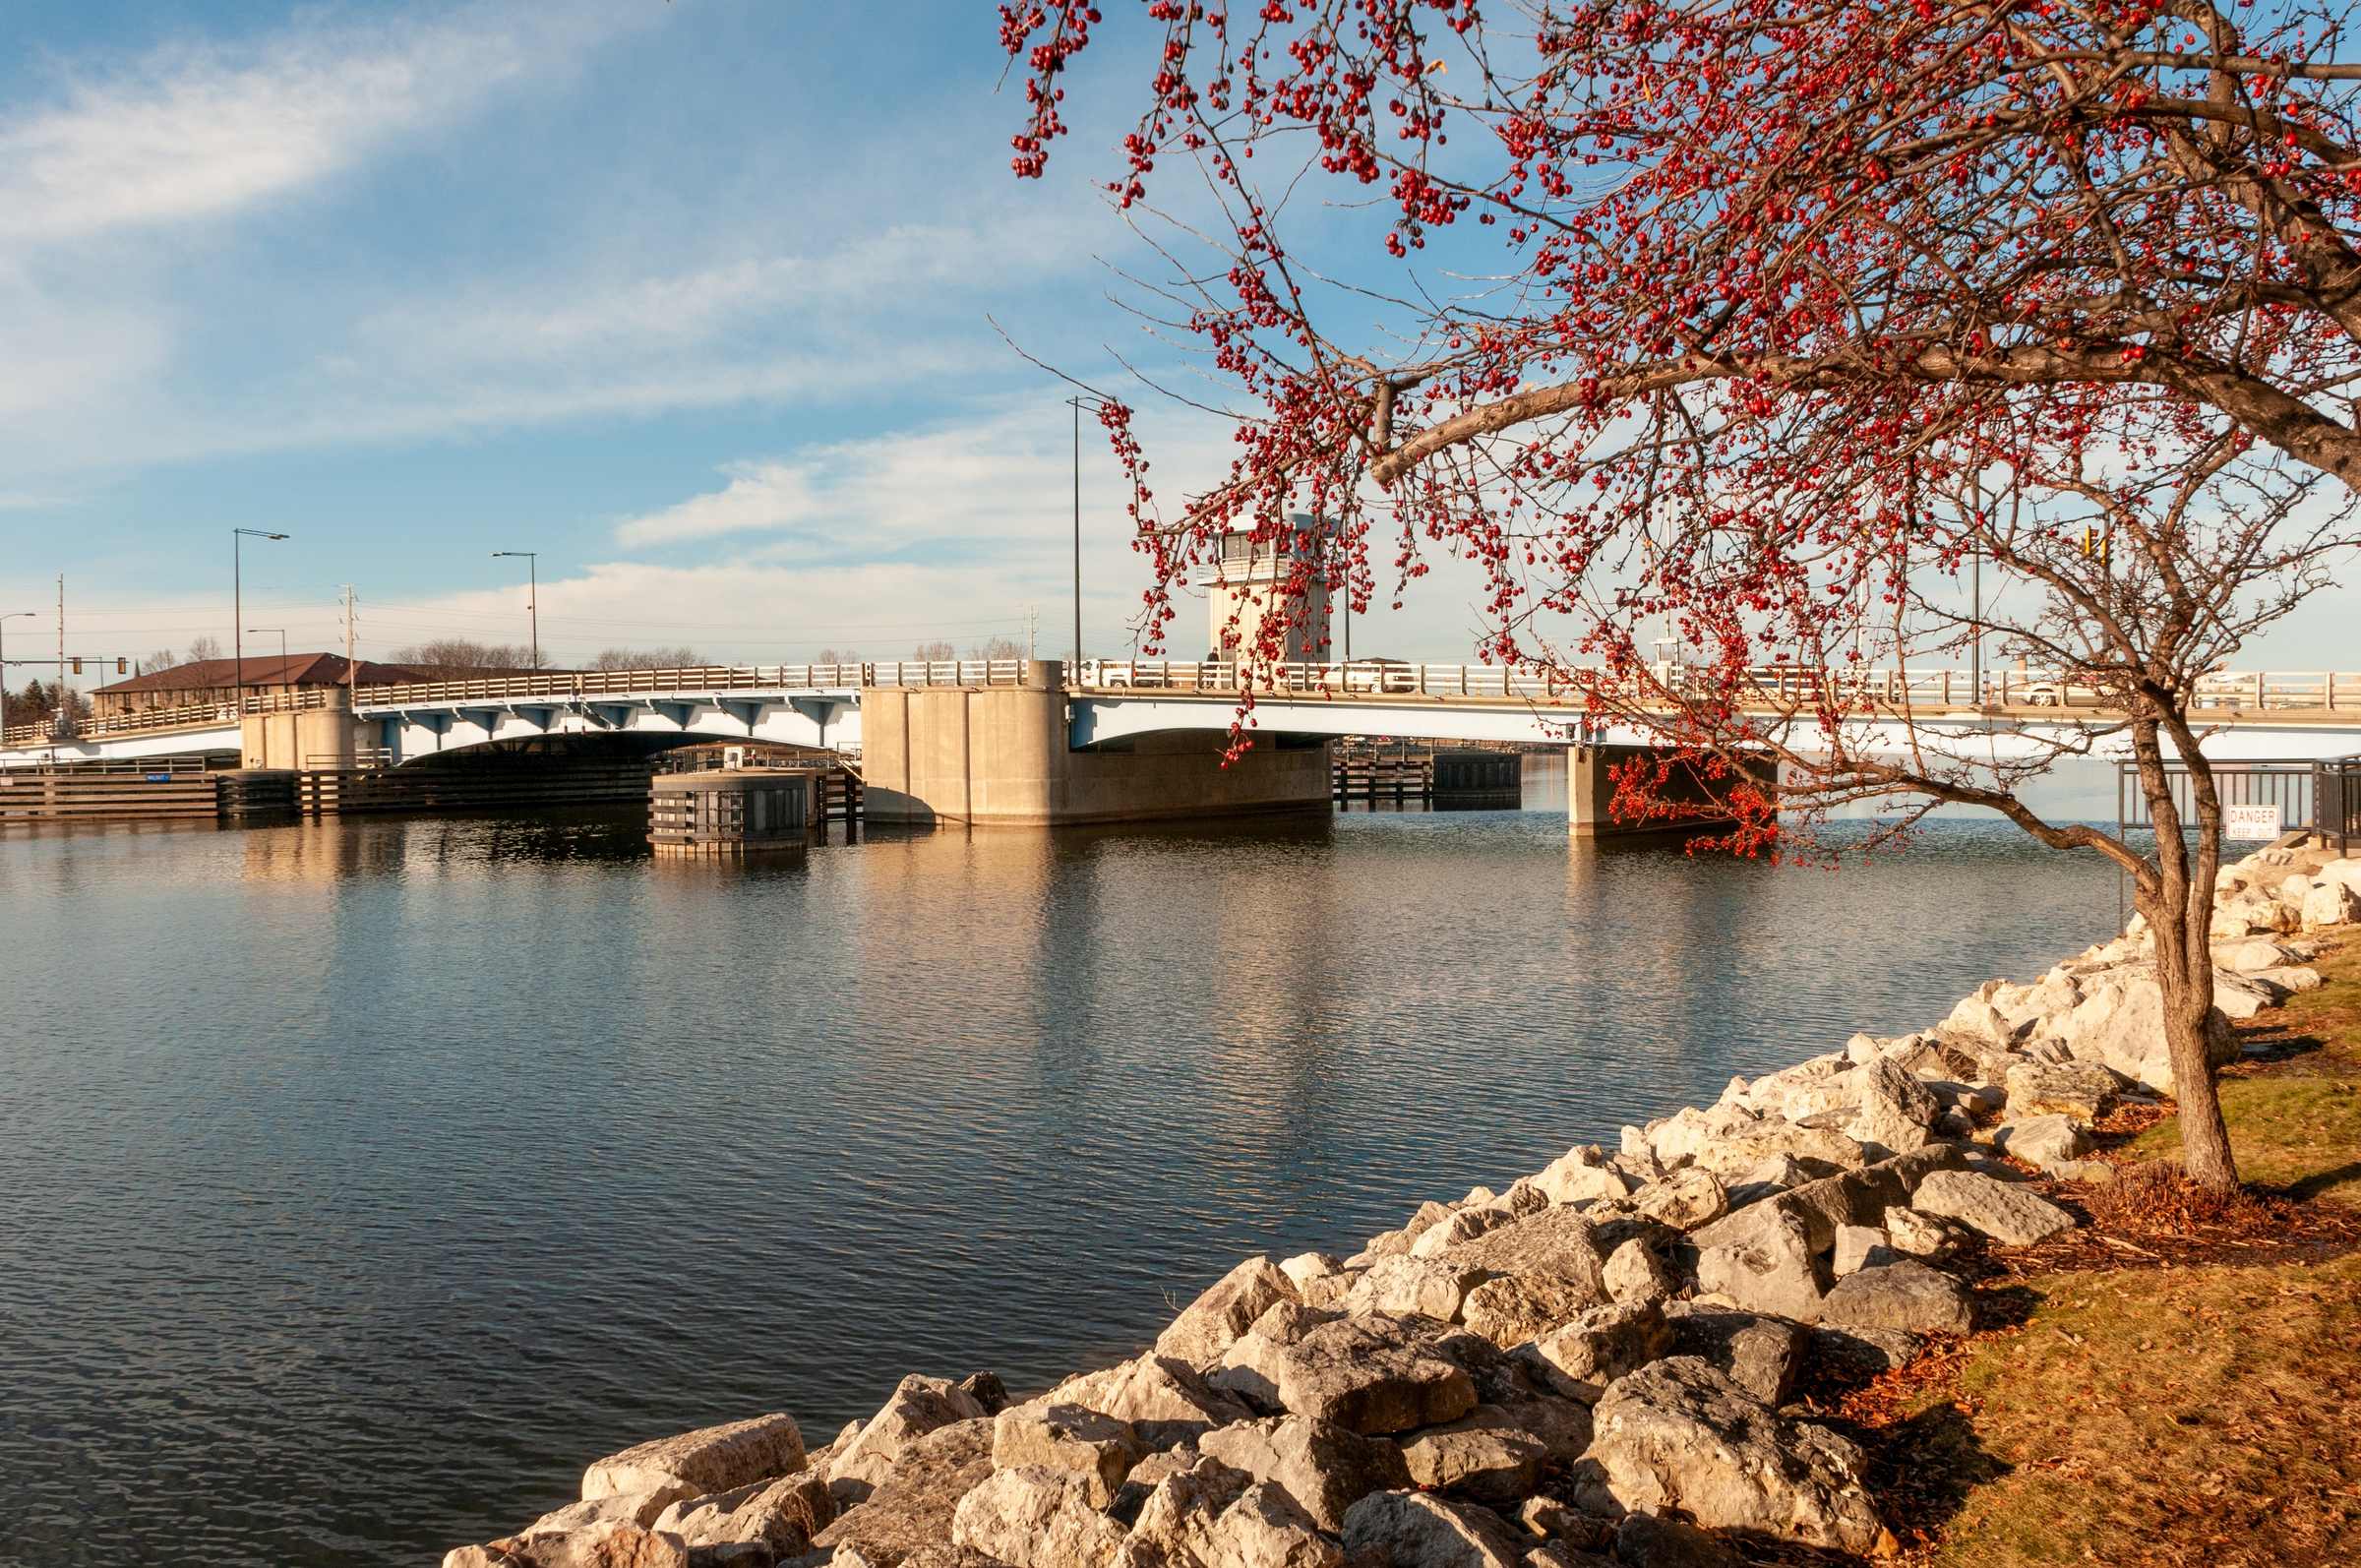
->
[[1569, 742, 1777, 840], [860, 661, 1331, 827]]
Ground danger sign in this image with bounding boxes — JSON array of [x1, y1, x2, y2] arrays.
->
[[2224, 804, 2282, 840]]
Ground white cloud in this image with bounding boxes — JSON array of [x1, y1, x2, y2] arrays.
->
[[0, 5, 584, 249], [615, 462, 815, 547]]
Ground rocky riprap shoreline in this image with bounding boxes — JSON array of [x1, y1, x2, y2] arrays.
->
[[445, 844, 2360, 1568]]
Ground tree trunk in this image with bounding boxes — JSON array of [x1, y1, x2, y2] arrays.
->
[[2133, 713, 2241, 1190]]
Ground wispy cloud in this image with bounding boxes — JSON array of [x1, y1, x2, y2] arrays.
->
[[0, 5, 588, 249], [615, 461, 815, 547]]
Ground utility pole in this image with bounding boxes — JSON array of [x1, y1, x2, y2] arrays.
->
[[1024, 604, 1038, 660], [492, 552, 537, 669], [55, 575, 66, 738], [341, 585, 358, 697], [1071, 397, 1083, 671]]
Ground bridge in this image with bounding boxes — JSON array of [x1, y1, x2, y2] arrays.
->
[[8, 658, 2360, 827]]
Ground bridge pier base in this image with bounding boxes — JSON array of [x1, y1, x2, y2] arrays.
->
[[862, 661, 1331, 826], [243, 686, 367, 770], [1570, 743, 1776, 840]]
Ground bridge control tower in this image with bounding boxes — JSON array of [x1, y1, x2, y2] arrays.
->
[[1194, 513, 1331, 660]]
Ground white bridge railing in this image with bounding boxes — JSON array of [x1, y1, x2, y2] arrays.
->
[[10, 660, 2357, 749]]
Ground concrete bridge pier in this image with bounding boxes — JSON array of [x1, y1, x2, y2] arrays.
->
[[861, 661, 1331, 826], [1570, 742, 1776, 840], [242, 685, 367, 770]]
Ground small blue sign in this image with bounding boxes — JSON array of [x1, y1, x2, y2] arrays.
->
[[146, 773, 171, 782]]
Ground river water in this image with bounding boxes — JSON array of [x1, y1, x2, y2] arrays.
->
[[0, 791, 2121, 1566]]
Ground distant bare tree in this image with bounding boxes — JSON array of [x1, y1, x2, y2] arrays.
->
[[968, 635, 1026, 661], [816, 647, 864, 666], [142, 649, 180, 674], [588, 645, 707, 671], [185, 635, 221, 664], [389, 637, 544, 679], [912, 639, 956, 661]]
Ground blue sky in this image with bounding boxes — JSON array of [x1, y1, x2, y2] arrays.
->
[[0, 1, 2350, 678], [0, 0, 1357, 670]]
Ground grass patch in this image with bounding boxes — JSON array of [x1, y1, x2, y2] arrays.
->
[[1915, 1258, 2361, 1567]]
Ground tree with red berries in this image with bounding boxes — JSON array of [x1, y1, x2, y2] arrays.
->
[[1001, 0, 2361, 1187]]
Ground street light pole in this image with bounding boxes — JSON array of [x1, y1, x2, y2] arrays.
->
[[232, 528, 290, 715], [249, 628, 286, 672], [492, 552, 538, 669]]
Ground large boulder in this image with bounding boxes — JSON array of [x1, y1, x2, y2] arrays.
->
[[1843, 1057, 1939, 1160], [1911, 1170, 2077, 1246], [1157, 1257, 1302, 1364], [1219, 1311, 1478, 1435], [582, 1414, 808, 1503], [1197, 1415, 1413, 1532], [1810, 1324, 1925, 1375], [2303, 880, 2361, 927], [1413, 1204, 1522, 1257], [1602, 1239, 1676, 1306], [1683, 1119, 1867, 1178], [1692, 1205, 1824, 1322], [2049, 974, 2234, 1092], [1629, 1169, 1728, 1232], [2004, 1061, 2122, 1122], [949, 1465, 1126, 1568], [1113, 1455, 1341, 1568], [1343, 1256, 1488, 1322], [1691, 1146, 1967, 1257], [1532, 1146, 1638, 1206], [833, 1379, 990, 1490], [1991, 1115, 2095, 1176], [1572, 1357, 1885, 1552], [650, 1471, 835, 1563], [1660, 1303, 1807, 1407], [990, 1405, 1144, 1506], [448, 1520, 691, 1568], [1461, 1273, 1607, 1349], [1062, 1355, 1256, 1445], [1392, 1405, 1552, 1504], [1437, 1207, 1609, 1299], [1818, 1260, 1975, 1336], [1340, 1490, 1530, 1568], [1513, 1300, 1676, 1405], [813, 1417, 995, 1565]]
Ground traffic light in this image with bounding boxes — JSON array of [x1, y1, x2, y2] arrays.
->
[[2080, 527, 2110, 566], [70, 657, 81, 674], [116, 657, 127, 674]]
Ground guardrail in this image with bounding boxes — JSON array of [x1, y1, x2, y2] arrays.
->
[[355, 661, 1029, 705]]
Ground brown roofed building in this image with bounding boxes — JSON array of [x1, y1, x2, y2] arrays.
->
[[91, 654, 430, 718]]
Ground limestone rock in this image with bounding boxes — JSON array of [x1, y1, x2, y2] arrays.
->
[[1843, 1056, 1939, 1159], [1692, 1204, 1823, 1322], [1818, 1260, 1974, 1336], [1393, 1404, 1552, 1504], [1083, 1355, 1257, 1444], [948, 1465, 1126, 1568], [1415, 1204, 1524, 1258], [1438, 1207, 1608, 1299], [1533, 1147, 1639, 1207], [897, 1549, 1015, 1568], [1114, 1455, 1341, 1568], [582, 1414, 808, 1503], [1601, 1240, 1674, 1306], [1683, 1120, 1866, 1178], [2004, 1061, 2122, 1122], [525, 1488, 692, 1538], [814, 1417, 995, 1566], [1610, 1512, 1740, 1568], [1629, 1169, 1726, 1232], [1157, 1257, 1302, 1364], [1341, 1490, 1530, 1568], [1659, 1303, 1806, 1407], [991, 1404, 1144, 1506], [652, 1471, 835, 1562], [1830, 1225, 1884, 1278], [2250, 965, 2325, 998], [1912, 1170, 2077, 1246], [1280, 1253, 1346, 1296], [474, 1520, 690, 1568], [1515, 1300, 1676, 1404], [1197, 1414, 1414, 1533], [1992, 1115, 2094, 1175], [1880, 1206, 1968, 1260], [1572, 1357, 1884, 1551], [1809, 1324, 1923, 1374], [2303, 880, 2361, 927], [833, 1380, 989, 1490], [1342, 1255, 1488, 1322], [1462, 1274, 1608, 1349], [1229, 1311, 1479, 1435]]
